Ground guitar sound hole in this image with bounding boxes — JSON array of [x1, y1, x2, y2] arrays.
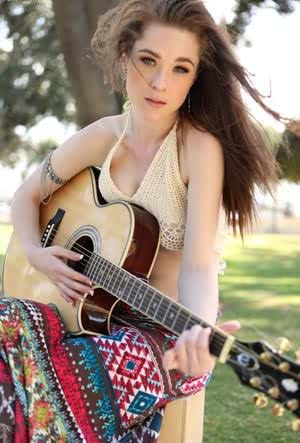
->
[[68, 235, 94, 273]]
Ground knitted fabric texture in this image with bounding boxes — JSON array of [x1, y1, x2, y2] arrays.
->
[[99, 107, 228, 275]]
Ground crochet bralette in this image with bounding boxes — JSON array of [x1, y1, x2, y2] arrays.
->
[[98, 106, 228, 275]]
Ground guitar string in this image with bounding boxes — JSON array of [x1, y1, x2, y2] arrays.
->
[[43, 232, 299, 375], [43, 232, 295, 361], [43, 232, 239, 352]]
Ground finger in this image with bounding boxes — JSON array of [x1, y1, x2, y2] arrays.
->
[[51, 246, 84, 262], [163, 349, 178, 371], [186, 325, 203, 374], [217, 320, 241, 333], [57, 282, 85, 303], [173, 332, 189, 373], [196, 327, 212, 360], [60, 262, 92, 287], [61, 276, 94, 296], [56, 284, 75, 305]]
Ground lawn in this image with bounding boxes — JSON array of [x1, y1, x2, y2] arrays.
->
[[0, 224, 299, 441], [205, 234, 300, 443]]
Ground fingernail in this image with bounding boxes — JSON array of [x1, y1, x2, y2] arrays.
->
[[79, 254, 84, 259], [89, 290, 94, 296]]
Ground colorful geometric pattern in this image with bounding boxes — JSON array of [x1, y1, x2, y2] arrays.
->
[[0, 298, 211, 442]]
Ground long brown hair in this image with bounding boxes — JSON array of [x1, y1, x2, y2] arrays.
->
[[91, 0, 290, 240]]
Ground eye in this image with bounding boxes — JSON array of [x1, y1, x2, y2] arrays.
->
[[140, 57, 155, 65], [175, 66, 189, 74]]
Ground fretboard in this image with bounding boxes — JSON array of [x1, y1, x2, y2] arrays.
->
[[85, 252, 227, 359]]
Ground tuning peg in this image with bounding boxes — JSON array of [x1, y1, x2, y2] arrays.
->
[[286, 399, 299, 411], [268, 387, 280, 399], [252, 393, 268, 408], [249, 377, 262, 388], [274, 337, 292, 353], [290, 419, 300, 432], [295, 348, 300, 364], [259, 351, 273, 363], [272, 403, 284, 417], [278, 362, 291, 372]]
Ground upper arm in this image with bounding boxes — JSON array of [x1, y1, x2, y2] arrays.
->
[[13, 115, 116, 204], [181, 128, 225, 272]]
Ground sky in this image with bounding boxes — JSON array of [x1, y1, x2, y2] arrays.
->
[[0, 0, 300, 213]]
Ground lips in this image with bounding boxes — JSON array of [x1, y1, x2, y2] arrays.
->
[[145, 97, 166, 104]]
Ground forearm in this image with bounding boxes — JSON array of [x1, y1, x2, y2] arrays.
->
[[178, 266, 219, 326], [11, 189, 42, 259]]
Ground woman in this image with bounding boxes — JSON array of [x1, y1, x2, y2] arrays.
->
[[1, 0, 287, 441]]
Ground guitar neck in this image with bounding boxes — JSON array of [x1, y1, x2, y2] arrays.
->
[[84, 253, 231, 361]]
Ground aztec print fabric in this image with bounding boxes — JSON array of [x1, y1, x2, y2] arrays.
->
[[0, 297, 211, 442]]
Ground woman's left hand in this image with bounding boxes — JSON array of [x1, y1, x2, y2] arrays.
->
[[162, 320, 241, 377]]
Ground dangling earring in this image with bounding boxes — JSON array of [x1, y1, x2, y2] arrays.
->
[[188, 93, 191, 113]]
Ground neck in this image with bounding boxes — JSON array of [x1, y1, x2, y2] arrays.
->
[[127, 105, 178, 152]]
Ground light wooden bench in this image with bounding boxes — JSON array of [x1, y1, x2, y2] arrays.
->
[[158, 390, 205, 443]]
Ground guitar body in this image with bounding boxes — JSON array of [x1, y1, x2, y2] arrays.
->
[[2, 167, 161, 336]]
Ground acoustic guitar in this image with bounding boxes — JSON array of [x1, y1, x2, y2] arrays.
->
[[2, 167, 300, 426]]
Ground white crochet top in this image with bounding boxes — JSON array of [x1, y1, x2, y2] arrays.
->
[[99, 106, 228, 275]]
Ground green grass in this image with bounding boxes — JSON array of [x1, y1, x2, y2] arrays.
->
[[205, 234, 300, 443], [0, 225, 299, 441]]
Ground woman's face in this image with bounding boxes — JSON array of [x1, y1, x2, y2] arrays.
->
[[123, 22, 201, 120]]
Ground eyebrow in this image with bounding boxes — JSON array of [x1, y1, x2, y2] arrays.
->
[[137, 48, 195, 67]]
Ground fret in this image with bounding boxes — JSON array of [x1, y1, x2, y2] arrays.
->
[[118, 272, 131, 301], [145, 289, 157, 317], [173, 310, 191, 335], [105, 262, 117, 291], [210, 332, 227, 358], [140, 287, 151, 313], [155, 297, 171, 323], [132, 280, 145, 309], [146, 292, 162, 318], [121, 274, 135, 303], [87, 253, 97, 281], [110, 267, 124, 297], [186, 316, 202, 329], [164, 303, 181, 329], [95, 258, 109, 287], [134, 282, 145, 309]]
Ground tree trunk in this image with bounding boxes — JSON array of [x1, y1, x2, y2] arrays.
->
[[52, 0, 121, 128]]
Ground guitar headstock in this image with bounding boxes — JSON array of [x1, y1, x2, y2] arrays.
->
[[226, 337, 300, 430]]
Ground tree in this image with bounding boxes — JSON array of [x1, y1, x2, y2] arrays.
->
[[0, 0, 298, 166], [276, 121, 300, 183], [228, 0, 297, 44]]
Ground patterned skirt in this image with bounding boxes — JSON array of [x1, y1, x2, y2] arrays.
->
[[0, 297, 211, 443]]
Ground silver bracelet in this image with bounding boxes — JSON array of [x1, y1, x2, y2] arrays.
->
[[45, 151, 68, 185], [40, 151, 67, 205]]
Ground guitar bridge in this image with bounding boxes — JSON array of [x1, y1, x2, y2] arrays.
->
[[41, 208, 65, 247]]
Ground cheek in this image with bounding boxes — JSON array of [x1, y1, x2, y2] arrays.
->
[[175, 83, 191, 104]]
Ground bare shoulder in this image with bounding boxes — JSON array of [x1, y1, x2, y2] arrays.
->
[[14, 111, 126, 203], [185, 123, 224, 174], [178, 121, 223, 187], [77, 112, 124, 166]]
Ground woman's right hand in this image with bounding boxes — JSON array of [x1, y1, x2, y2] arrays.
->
[[28, 245, 94, 305]]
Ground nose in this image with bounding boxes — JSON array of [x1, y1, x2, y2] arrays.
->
[[150, 69, 167, 91]]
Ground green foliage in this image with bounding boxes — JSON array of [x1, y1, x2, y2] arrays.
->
[[0, 0, 74, 164], [228, 0, 296, 44], [0, 0, 298, 167], [277, 130, 300, 183]]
